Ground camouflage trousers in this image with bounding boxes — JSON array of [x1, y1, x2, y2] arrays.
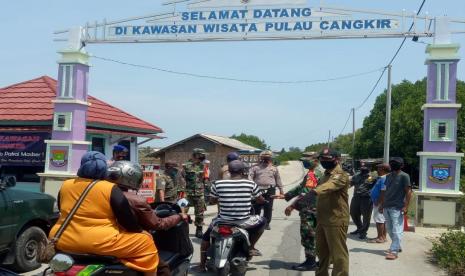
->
[[186, 195, 206, 227], [300, 210, 317, 258]]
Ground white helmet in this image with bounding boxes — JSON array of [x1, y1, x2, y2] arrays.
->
[[107, 161, 143, 190]]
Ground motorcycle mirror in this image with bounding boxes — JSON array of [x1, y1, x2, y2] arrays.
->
[[49, 253, 74, 272]]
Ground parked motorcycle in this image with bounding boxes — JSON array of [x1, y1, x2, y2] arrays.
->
[[205, 221, 251, 276], [43, 201, 193, 276]]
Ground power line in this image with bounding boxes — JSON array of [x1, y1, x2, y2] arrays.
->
[[91, 55, 384, 85], [339, 109, 353, 136], [354, 0, 426, 111]]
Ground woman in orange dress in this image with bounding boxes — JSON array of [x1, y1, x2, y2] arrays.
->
[[49, 151, 158, 276]]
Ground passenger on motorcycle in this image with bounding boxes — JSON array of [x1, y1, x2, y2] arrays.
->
[[49, 152, 158, 276], [195, 160, 267, 272]]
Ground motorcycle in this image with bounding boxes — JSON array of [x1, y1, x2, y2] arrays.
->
[[205, 221, 251, 276], [43, 201, 193, 276], [206, 200, 267, 276]]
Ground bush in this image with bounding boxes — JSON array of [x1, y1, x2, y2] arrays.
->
[[431, 231, 465, 276]]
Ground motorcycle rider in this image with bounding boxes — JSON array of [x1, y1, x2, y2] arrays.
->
[[50, 151, 158, 276], [106, 161, 189, 231], [107, 161, 189, 276], [195, 160, 267, 272]]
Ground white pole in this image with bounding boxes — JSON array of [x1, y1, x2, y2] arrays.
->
[[383, 65, 392, 163]]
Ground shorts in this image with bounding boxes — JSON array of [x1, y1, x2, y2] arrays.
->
[[372, 204, 385, 224], [202, 215, 266, 242]]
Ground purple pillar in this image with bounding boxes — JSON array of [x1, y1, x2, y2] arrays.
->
[[44, 50, 91, 175]]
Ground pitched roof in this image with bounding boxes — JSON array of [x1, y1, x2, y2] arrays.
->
[[155, 133, 259, 155], [0, 76, 162, 134]]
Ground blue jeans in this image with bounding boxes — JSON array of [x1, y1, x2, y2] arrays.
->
[[384, 207, 404, 254]]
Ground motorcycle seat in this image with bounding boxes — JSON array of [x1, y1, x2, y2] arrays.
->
[[158, 250, 180, 266], [61, 252, 119, 264]]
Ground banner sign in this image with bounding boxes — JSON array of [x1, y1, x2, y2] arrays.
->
[[106, 5, 400, 41], [0, 132, 49, 166], [138, 171, 156, 203]]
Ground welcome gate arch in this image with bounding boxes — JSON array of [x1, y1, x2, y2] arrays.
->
[[46, 0, 465, 227]]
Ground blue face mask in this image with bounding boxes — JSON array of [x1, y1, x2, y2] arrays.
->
[[167, 168, 178, 178]]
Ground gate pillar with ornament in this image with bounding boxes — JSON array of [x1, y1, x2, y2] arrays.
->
[[415, 42, 464, 227], [39, 28, 91, 198]]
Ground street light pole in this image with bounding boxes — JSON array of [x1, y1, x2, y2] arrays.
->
[[383, 65, 392, 163]]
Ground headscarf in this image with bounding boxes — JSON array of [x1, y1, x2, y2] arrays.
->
[[77, 151, 108, 180]]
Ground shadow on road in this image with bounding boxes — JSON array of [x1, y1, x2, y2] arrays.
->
[[253, 259, 302, 271], [349, 247, 386, 257]]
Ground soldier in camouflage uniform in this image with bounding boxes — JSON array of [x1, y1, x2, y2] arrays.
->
[[275, 154, 320, 271], [156, 160, 180, 203], [181, 148, 208, 238]]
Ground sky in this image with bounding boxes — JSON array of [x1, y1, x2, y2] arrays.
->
[[1, 0, 465, 151]]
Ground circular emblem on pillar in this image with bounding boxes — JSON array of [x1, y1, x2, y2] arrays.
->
[[241, 0, 250, 4]]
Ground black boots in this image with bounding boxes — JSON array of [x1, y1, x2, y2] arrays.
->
[[195, 226, 203, 239], [292, 256, 318, 271]]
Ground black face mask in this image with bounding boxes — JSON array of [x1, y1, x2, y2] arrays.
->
[[320, 161, 337, 170], [389, 162, 402, 171], [361, 168, 370, 174], [198, 156, 206, 162]]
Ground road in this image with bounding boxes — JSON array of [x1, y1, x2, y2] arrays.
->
[[23, 161, 446, 276], [188, 161, 446, 276]]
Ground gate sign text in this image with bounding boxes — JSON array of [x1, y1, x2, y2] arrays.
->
[[107, 7, 399, 41]]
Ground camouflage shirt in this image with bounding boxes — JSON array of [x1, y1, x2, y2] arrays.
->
[[285, 170, 319, 212], [156, 172, 178, 203], [181, 160, 205, 197]]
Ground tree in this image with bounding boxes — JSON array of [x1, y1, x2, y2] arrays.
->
[[231, 133, 268, 150], [304, 142, 327, 153]]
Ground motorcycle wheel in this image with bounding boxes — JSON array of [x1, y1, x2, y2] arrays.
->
[[218, 262, 230, 276]]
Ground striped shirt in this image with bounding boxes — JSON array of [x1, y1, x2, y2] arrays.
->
[[211, 179, 262, 221]]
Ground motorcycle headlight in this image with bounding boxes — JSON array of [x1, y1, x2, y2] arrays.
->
[[50, 254, 74, 272]]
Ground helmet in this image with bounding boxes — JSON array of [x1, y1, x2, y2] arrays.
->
[[226, 152, 240, 162], [107, 161, 143, 190], [259, 150, 273, 158], [228, 160, 247, 174]]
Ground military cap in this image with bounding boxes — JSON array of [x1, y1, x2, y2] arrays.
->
[[302, 151, 318, 158], [192, 148, 207, 155], [299, 156, 314, 162], [113, 144, 128, 152], [164, 160, 178, 167], [319, 148, 341, 159], [259, 150, 273, 157]]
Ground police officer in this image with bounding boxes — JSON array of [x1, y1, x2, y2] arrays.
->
[[182, 148, 208, 238], [156, 160, 180, 203], [249, 150, 284, 230], [302, 148, 350, 276], [273, 154, 320, 271]]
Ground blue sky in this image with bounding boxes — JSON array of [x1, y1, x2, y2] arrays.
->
[[1, 0, 465, 150]]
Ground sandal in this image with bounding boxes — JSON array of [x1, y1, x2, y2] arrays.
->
[[367, 238, 385, 243], [249, 249, 263, 256], [385, 253, 398, 260]]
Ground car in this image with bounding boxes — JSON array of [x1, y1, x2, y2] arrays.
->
[[0, 175, 59, 273]]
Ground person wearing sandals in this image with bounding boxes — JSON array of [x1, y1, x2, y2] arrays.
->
[[195, 160, 267, 272], [50, 151, 159, 276], [367, 164, 390, 244], [378, 157, 412, 260]]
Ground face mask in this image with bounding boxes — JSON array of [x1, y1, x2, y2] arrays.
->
[[320, 160, 337, 170], [302, 160, 316, 170], [361, 168, 370, 174], [167, 168, 178, 178], [389, 162, 402, 171], [198, 156, 206, 162]]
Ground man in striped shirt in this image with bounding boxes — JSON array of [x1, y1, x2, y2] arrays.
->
[[195, 160, 266, 272]]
